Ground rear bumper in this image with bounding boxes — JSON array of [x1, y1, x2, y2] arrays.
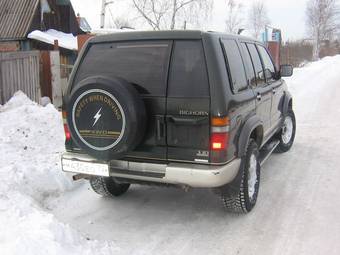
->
[[61, 152, 241, 188]]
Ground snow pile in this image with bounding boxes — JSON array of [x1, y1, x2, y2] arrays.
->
[[0, 92, 118, 254], [28, 29, 78, 50], [284, 55, 340, 94]]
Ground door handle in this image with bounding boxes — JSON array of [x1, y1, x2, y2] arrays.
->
[[156, 117, 165, 140], [256, 93, 262, 101], [167, 116, 208, 126]]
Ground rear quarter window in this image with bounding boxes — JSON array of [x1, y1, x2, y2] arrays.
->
[[74, 41, 172, 96], [221, 39, 248, 93]]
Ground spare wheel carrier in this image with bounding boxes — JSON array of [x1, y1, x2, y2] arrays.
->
[[66, 76, 146, 160]]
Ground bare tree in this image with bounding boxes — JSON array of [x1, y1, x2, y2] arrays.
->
[[131, 0, 168, 30], [306, 0, 339, 60], [112, 17, 133, 29], [248, 1, 270, 39], [131, 0, 212, 30], [225, 0, 244, 34]]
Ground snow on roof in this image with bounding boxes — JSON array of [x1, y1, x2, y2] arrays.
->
[[27, 29, 78, 51]]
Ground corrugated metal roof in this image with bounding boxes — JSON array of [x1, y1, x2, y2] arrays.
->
[[0, 0, 40, 40]]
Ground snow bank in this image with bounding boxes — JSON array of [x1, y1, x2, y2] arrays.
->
[[284, 55, 340, 94], [0, 92, 118, 254], [28, 29, 78, 51]]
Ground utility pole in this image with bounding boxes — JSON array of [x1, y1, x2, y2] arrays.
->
[[100, 0, 114, 29]]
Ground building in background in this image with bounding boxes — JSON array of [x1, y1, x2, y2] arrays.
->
[[0, 0, 89, 106], [261, 26, 282, 70], [0, 0, 83, 51]]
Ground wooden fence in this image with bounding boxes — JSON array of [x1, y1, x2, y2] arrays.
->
[[0, 51, 40, 105]]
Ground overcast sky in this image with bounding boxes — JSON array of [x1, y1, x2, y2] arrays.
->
[[71, 0, 309, 40]]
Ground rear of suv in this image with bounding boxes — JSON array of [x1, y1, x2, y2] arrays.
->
[[62, 30, 295, 213]]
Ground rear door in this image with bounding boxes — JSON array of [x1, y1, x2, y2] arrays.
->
[[245, 43, 273, 134], [73, 41, 173, 161], [166, 40, 211, 164], [221, 39, 257, 160]]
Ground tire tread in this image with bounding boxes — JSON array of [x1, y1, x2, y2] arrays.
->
[[220, 139, 259, 214], [90, 177, 130, 197]]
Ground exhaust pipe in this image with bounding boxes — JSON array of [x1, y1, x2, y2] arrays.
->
[[72, 174, 90, 181]]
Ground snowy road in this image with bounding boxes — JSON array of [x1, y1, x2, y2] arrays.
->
[[48, 56, 340, 255], [1, 56, 340, 255]]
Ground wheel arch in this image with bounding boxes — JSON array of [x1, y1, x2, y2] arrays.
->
[[237, 115, 264, 158], [283, 91, 293, 115]]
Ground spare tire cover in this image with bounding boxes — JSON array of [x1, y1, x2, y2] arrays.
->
[[67, 76, 146, 160]]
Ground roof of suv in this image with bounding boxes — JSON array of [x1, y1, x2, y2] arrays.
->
[[89, 30, 259, 44]]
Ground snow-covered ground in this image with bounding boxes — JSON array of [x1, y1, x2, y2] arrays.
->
[[0, 93, 118, 254], [1, 56, 340, 254]]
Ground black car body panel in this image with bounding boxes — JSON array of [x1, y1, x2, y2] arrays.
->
[[63, 30, 293, 166]]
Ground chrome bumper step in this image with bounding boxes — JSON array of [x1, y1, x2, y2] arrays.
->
[[259, 140, 280, 166]]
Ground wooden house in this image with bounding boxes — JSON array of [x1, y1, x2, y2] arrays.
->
[[0, 0, 88, 106]]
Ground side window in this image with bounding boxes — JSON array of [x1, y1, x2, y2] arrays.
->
[[168, 40, 209, 98], [240, 43, 257, 87], [221, 39, 248, 93], [247, 43, 266, 87], [257, 45, 276, 82]]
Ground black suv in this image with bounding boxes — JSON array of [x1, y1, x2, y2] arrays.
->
[[61, 30, 296, 213]]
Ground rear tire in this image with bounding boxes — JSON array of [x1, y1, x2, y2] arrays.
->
[[90, 177, 130, 197], [275, 110, 296, 153], [220, 139, 260, 213]]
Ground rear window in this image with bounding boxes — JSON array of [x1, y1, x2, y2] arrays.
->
[[168, 40, 209, 98], [74, 41, 172, 96]]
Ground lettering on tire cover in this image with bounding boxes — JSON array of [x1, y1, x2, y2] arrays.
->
[[72, 89, 126, 151]]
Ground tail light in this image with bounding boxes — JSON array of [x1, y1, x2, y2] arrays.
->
[[211, 133, 228, 150], [62, 111, 71, 141], [211, 116, 229, 153]]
